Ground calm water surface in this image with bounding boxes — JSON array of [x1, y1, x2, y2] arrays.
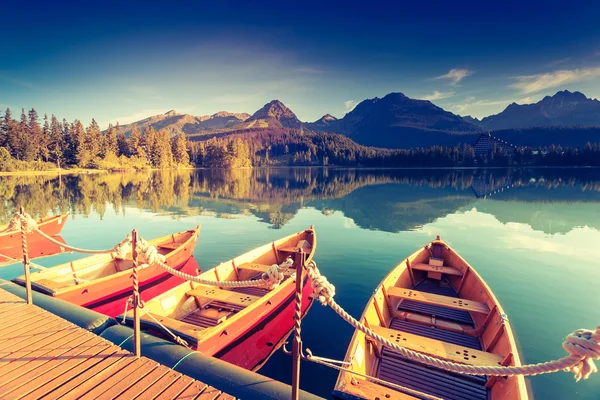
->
[[1, 168, 599, 399]]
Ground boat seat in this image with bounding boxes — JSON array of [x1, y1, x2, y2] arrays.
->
[[390, 319, 481, 350], [187, 285, 261, 308], [236, 262, 273, 273], [181, 307, 233, 328], [388, 286, 490, 315], [158, 242, 182, 250], [370, 325, 503, 367], [278, 239, 312, 254], [34, 278, 72, 291], [377, 348, 488, 400], [410, 262, 463, 277]]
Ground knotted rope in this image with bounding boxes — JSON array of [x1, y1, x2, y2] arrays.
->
[[136, 237, 292, 288], [306, 263, 600, 380], [13, 212, 132, 255], [4, 212, 38, 234]]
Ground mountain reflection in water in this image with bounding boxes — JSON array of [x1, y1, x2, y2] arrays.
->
[[1, 168, 599, 234]]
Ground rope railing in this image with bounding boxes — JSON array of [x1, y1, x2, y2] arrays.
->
[[13, 212, 131, 256], [136, 236, 292, 288], [306, 262, 600, 381]]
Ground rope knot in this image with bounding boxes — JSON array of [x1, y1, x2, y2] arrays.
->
[[261, 264, 285, 289], [114, 234, 132, 259], [310, 275, 335, 305], [10, 213, 38, 234], [562, 326, 600, 381], [136, 238, 166, 267]]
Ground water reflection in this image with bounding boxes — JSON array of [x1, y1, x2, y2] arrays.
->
[[1, 168, 599, 234]]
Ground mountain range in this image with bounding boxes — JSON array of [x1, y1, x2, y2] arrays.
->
[[116, 90, 600, 149]]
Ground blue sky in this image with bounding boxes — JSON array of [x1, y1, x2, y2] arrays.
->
[[2, 1, 600, 127]]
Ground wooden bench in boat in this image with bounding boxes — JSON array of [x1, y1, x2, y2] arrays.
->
[[410, 262, 463, 277], [158, 242, 183, 250], [236, 262, 273, 273], [387, 286, 490, 315], [370, 325, 503, 367], [334, 376, 418, 400], [187, 285, 261, 308]]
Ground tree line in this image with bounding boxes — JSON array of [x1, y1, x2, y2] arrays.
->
[[0, 108, 190, 171], [189, 128, 600, 168]]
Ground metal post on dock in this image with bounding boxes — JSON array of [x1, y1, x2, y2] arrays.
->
[[19, 206, 32, 305], [291, 249, 306, 400], [131, 229, 141, 358]]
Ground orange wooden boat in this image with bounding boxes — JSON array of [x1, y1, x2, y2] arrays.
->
[[120, 226, 315, 371], [13, 226, 200, 318], [0, 235, 71, 266], [0, 213, 68, 249], [333, 236, 528, 400]]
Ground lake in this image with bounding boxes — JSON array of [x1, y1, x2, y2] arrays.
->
[[1, 167, 599, 399]]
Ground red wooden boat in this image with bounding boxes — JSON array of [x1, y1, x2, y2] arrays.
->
[[0, 235, 71, 266], [13, 226, 201, 317], [120, 226, 315, 371], [0, 213, 68, 250]]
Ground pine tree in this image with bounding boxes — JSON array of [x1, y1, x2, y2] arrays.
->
[[49, 115, 64, 167], [115, 123, 129, 156], [86, 119, 101, 160], [27, 108, 43, 161], [104, 123, 118, 157], [171, 132, 189, 166], [40, 114, 50, 161], [62, 119, 75, 165], [129, 126, 143, 157], [145, 127, 159, 166], [0, 108, 11, 149], [72, 120, 89, 167]]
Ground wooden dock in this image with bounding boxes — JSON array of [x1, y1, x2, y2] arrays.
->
[[0, 287, 235, 400]]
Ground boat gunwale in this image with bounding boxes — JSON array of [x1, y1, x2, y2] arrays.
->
[[0, 212, 69, 239]]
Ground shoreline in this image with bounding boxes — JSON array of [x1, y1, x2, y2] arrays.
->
[[1, 165, 599, 177]]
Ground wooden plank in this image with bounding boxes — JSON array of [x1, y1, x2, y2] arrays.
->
[[159, 242, 183, 250], [410, 263, 463, 277], [0, 287, 235, 400], [187, 285, 261, 308], [387, 286, 489, 314], [236, 262, 273, 273], [0, 331, 93, 397], [17, 339, 112, 400], [112, 364, 172, 399], [153, 374, 195, 399], [335, 376, 418, 400], [132, 370, 183, 399], [370, 325, 503, 367], [78, 357, 157, 399]]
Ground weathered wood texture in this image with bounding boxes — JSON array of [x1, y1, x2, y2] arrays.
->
[[0, 287, 235, 400]]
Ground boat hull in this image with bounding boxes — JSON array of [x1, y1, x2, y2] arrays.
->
[[211, 274, 314, 371], [0, 236, 70, 266], [0, 214, 68, 251], [68, 256, 200, 317]]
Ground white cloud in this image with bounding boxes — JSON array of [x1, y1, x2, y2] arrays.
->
[[421, 90, 454, 101], [433, 68, 473, 85], [344, 100, 357, 111], [511, 67, 600, 94]]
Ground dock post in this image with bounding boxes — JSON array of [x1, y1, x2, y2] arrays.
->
[[19, 206, 32, 305], [132, 229, 141, 358], [291, 249, 306, 400]]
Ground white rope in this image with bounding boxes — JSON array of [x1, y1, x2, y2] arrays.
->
[[136, 236, 293, 288], [307, 262, 600, 380], [13, 212, 131, 256]]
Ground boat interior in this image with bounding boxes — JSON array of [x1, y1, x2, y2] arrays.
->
[[335, 239, 526, 400], [125, 230, 315, 347], [19, 229, 197, 294]]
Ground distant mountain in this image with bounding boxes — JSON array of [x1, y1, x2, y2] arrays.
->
[[307, 92, 480, 148], [462, 115, 481, 125], [308, 114, 338, 128], [240, 100, 302, 129], [115, 110, 250, 136], [477, 90, 600, 131]]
